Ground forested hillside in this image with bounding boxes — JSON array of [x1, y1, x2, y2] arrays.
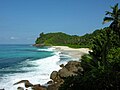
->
[[35, 28, 106, 48]]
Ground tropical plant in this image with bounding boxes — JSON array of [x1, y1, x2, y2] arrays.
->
[[59, 3, 120, 90], [103, 3, 120, 37]]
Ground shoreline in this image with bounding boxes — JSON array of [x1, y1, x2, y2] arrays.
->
[[52, 46, 91, 59], [10, 46, 91, 90]]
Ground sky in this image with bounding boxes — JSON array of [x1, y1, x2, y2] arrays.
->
[[0, 0, 119, 44]]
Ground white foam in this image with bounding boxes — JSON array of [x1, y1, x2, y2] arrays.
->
[[0, 51, 61, 90], [37, 47, 55, 52]]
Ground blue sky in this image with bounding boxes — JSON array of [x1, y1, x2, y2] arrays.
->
[[0, 0, 119, 44]]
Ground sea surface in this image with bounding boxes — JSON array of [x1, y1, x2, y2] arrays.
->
[[0, 44, 75, 90]]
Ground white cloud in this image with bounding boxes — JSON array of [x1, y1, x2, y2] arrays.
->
[[10, 37, 18, 40], [10, 37, 15, 40]]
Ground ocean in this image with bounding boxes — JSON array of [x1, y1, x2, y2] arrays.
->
[[0, 44, 74, 90]]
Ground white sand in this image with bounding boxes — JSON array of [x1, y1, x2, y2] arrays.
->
[[52, 46, 91, 59]]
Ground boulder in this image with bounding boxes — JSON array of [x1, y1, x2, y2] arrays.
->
[[50, 71, 63, 83], [48, 61, 83, 90], [17, 87, 24, 90], [33, 44, 45, 47], [59, 64, 64, 68], [47, 83, 61, 90], [50, 71, 58, 82], [65, 61, 83, 72], [56, 61, 83, 79], [25, 81, 33, 88], [58, 67, 75, 78], [13, 80, 33, 88], [0, 89, 5, 90], [32, 84, 47, 90], [47, 80, 54, 85]]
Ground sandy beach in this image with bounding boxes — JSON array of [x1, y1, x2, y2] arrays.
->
[[52, 46, 91, 59]]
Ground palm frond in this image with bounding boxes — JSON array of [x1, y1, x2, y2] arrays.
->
[[113, 3, 119, 15], [105, 11, 113, 16], [118, 9, 120, 15], [103, 17, 113, 24]]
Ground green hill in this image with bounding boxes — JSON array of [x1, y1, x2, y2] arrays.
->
[[35, 28, 106, 48]]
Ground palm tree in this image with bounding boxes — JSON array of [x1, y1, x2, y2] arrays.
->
[[103, 4, 120, 89], [103, 3, 120, 37]]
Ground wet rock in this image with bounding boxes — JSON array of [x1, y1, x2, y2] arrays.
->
[[17, 87, 24, 90], [59, 64, 64, 68], [58, 61, 82, 78], [33, 44, 45, 47], [50, 71, 58, 82], [48, 61, 83, 90], [25, 81, 33, 88], [65, 61, 83, 72], [47, 80, 54, 85], [58, 67, 75, 77], [13, 80, 33, 88], [14, 80, 28, 85], [47, 83, 61, 90], [0, 89, 5, 90], [32, 84, 47, 90]]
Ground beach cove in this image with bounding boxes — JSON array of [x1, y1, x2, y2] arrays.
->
[[52, 46, 91, 59], [6, 45, 91, 90]]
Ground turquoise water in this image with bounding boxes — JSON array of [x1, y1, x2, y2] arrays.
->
[[0, 44, 58, 90], [0, 44, 74, 90], [0, 44, 53, 69]]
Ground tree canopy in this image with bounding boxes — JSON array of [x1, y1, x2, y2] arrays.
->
[[35, 29, 106, 48], [59, 3, 120, 90]]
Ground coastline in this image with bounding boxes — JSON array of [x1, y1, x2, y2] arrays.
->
[[44, 46, 91, 90], [52, 46, 91, 59], [10, 46, 91, 90]]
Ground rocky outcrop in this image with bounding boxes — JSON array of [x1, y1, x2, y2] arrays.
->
[[32, 84, 47, 90], [17, 87, 24, 90], [65, 61, 83, 72], [33, 44, 45, 47], [51, 61, 82, 78], [14, 61, 82, 90], [14, 80, 33, 88], [0, 89, 5, 90], [47, 61, 83, 90], [14, 80, 47, 90], [50, 71, 58, 82], [47, 83, 61, 90]]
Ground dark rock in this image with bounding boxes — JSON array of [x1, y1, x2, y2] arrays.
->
[[60, 64, 64, 68], [48, 61, 83, 90], [17, 87, 24, 90], [33, 44, 45, 47], [58, 61, 83, 78], [47, 80, 53, 85], [25, 81, 33, 88], [65, 61, 83, 72], [13, 80, 33, 88], [47, 83, 61, 90], [58, 67, 75, 77], [32, 84, 47, 90], [50, 71, 58, 82], [50, 71, 63, 83]]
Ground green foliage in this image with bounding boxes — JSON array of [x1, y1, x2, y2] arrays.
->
[[35, 29, 106, 48], [103, 3, 120, 38], [59, 3, 120, 90], [59, 28, 120, 90], [67, 44, 81, 48]]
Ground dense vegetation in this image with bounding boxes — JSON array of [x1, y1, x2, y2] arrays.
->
[[59, 3, 120, 90], [35, 29, 105, 48]]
